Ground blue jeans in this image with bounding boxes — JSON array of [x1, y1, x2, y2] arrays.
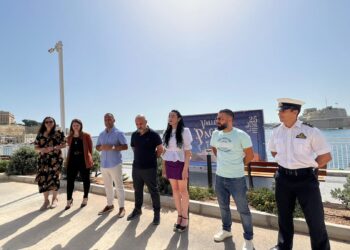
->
[[215, 175, 253, 240]]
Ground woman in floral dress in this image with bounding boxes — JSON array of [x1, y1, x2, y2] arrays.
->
[[34, 116, 66, 210]]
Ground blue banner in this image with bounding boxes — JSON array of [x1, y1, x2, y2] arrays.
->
[[183, 110, 266, 167]]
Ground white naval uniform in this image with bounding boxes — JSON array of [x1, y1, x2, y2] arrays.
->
[[268, 120, 331, 170]]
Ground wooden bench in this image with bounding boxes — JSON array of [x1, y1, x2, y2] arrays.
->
[[0, 155, 11, 161], [244, 161, 327, 188]]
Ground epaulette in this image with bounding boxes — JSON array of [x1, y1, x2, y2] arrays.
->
[[272, 123, 281, 128], [302, 122, 313, 127]]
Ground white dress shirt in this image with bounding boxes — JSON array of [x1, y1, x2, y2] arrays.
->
[[268, 120, 331, 169]]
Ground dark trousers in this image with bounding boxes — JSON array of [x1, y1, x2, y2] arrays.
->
[[275, 169, 330, 250], [66, 163, 91, 200], [132, 167, 160, 213]]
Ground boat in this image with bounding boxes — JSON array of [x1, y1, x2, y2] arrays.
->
[[299, 106, 350, 129]]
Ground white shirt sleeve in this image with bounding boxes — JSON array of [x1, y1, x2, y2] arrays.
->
[[311, 128, 331, 155], [268, 129, 277, 152], [182, 127, 193, 151]]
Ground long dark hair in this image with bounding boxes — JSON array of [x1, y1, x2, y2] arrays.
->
[[69, 119, 83, 136], [38, 116, 57, 136], [163, 110, 184, 148]]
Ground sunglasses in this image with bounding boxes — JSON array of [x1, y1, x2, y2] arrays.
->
[[45, 120, 54, 124]]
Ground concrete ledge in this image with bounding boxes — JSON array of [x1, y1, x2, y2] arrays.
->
[[0, 173, 8, 181], [4, 175, 350, 242]]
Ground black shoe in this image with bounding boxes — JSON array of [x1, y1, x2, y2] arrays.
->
[[153, 213, 160, 225], [173, 215, 182, 231], [177, 217, 188, 233], [127, 208, 142, 221], [65, 199, 73, 210]]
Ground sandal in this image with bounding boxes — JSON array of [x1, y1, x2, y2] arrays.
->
[[50, 198, 58, 209], [173, 215, 182, 232], [40, 199, 50, 211], [177, 217, 188, 233], [65, 199, 73, 210]]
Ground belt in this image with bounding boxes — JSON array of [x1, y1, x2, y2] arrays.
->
[[278, 165, 315, 176]]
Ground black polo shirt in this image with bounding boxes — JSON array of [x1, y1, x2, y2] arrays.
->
[[130, 128, 162, 169]]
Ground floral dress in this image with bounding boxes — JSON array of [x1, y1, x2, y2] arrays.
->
[[34, 130, 65, 193]]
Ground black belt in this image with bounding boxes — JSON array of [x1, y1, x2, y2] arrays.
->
[[278, 165, 315, 176]]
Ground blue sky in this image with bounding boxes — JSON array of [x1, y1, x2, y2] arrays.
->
[[1, 0, 349, 136]]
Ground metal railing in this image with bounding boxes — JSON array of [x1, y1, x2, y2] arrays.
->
[[328, 139, 350, 170], [0, 144, 34, 157], [2, 139, 350, 170]]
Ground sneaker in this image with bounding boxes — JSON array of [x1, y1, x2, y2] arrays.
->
[[214, 230, 232, 242], [127, 208, 142, 221], [117, 207, 126, 218], [152, 212, 160, 225], [242, 239, 254, 250], [98, 205, 114, 215]]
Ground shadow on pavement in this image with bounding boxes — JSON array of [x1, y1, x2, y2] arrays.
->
[[224, 238, 236, 250], [164, 229, 189, 250], [2, 209, 80, 250], [0, 209, 42, 240], [0, 192, 38, 208], [51, 214, 120, 250], [109, 217, 157, 250]]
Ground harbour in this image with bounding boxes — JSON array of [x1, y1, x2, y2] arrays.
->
[[1, 128, 350, 171]]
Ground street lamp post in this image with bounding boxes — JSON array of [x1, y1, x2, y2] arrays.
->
[[48, 41, 66, 134]]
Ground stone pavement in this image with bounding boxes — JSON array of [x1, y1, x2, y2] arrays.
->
[[0, 182, 349, 250]]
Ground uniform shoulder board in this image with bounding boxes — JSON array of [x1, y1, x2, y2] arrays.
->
[[302, 122, 313, 127], [273, 123, 281, 128]]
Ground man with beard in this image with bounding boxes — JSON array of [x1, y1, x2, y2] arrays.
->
[[210, 109, 255, 250]]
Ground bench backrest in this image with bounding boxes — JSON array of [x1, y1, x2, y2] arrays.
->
[[245, 161, 327, 188]]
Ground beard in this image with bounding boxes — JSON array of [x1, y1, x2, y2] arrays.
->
[[217, 123, 227, 131]]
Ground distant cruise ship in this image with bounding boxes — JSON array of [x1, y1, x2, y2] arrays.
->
[[299, 106, 350, 129]]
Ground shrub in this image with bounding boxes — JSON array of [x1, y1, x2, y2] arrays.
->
[[92, 150, 101, 177], [189, 186, 215, 201], [247, 188, 277, 214], [6, 147, 38, 175], [0, 160, 10, 173], [247, 187, 304, 218], [157, 158, 172, 195], [331, 175, 350, 209]]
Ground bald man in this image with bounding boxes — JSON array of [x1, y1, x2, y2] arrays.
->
[[96, 113, 128, 217], [127, 115, 163, 225]]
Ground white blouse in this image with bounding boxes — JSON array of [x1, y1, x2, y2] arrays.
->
[[162, 127, 193, 162]]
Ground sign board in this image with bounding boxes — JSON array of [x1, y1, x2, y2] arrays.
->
[[183, 110, 266, 167]]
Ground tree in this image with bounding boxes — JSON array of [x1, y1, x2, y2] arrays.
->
[[22, 119, 41, 127]]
